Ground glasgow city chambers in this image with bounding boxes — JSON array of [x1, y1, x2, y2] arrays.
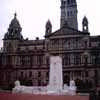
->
[[0, 0, 100, 90]]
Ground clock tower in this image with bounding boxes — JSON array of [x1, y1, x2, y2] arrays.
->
[[60, 0, 78, 30]]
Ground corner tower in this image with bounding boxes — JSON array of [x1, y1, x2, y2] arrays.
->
[[82, 16, 89, 32], [60, 0, 78, 30], [3, 13, 23, 53], [4, 13, 23, 40]]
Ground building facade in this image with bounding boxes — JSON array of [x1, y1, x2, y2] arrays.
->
[[0, 0, 100, 90]]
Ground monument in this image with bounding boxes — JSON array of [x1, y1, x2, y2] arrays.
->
[[47, 56, 63, 92], [12, 56, 76, 95]]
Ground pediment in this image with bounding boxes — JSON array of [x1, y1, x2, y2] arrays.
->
[[45, 25, 89, 38]]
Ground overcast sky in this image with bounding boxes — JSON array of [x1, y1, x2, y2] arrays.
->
[[0, 0, 100, 47]]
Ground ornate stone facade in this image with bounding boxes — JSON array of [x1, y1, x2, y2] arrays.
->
[[0, 0, 100, 90]]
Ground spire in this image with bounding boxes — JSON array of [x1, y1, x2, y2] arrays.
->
[[45, 19, 52, 34], [82, 16, 89, 32], [82, 16, 88, 24], [14, 12, 17, 18]]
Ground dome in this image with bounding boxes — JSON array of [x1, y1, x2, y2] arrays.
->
[[10, 13, 20, 28], [8, 13, 22, 33], [4, 13, 23, 40]]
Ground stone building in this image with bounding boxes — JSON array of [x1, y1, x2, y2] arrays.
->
[[0, 0, 100, 89]]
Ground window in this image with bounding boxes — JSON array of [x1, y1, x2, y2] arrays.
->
[[39, 56, 43, 65], [64, 56, 68, 65], [74, 55, 81, 65], [91, 56, 96, 64], [46, 57, 49, 65], [62, 1, 66, 5], [29, 71, 32, 77], [67, 0, 70, 4], [46, 72, 49, 77], [64, 55, 70, 65], [70, 11, 72, 16], [16, 56, 20, 65], [21, 56, 30, 66], [71, 0, 75, 3], [38, 72, 41, 77], [21, 72, 24, 78], [67, 11, 69, 16], [37, 56, 40, 65], [85, 41, 87, 48]]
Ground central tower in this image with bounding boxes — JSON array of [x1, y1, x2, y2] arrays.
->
[[60, 0, 78, 30]]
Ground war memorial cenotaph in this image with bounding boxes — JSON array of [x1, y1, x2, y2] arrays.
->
[[12, 56, 76, 95]]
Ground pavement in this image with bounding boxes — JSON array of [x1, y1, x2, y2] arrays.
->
[[0, 92, 89, 100]]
